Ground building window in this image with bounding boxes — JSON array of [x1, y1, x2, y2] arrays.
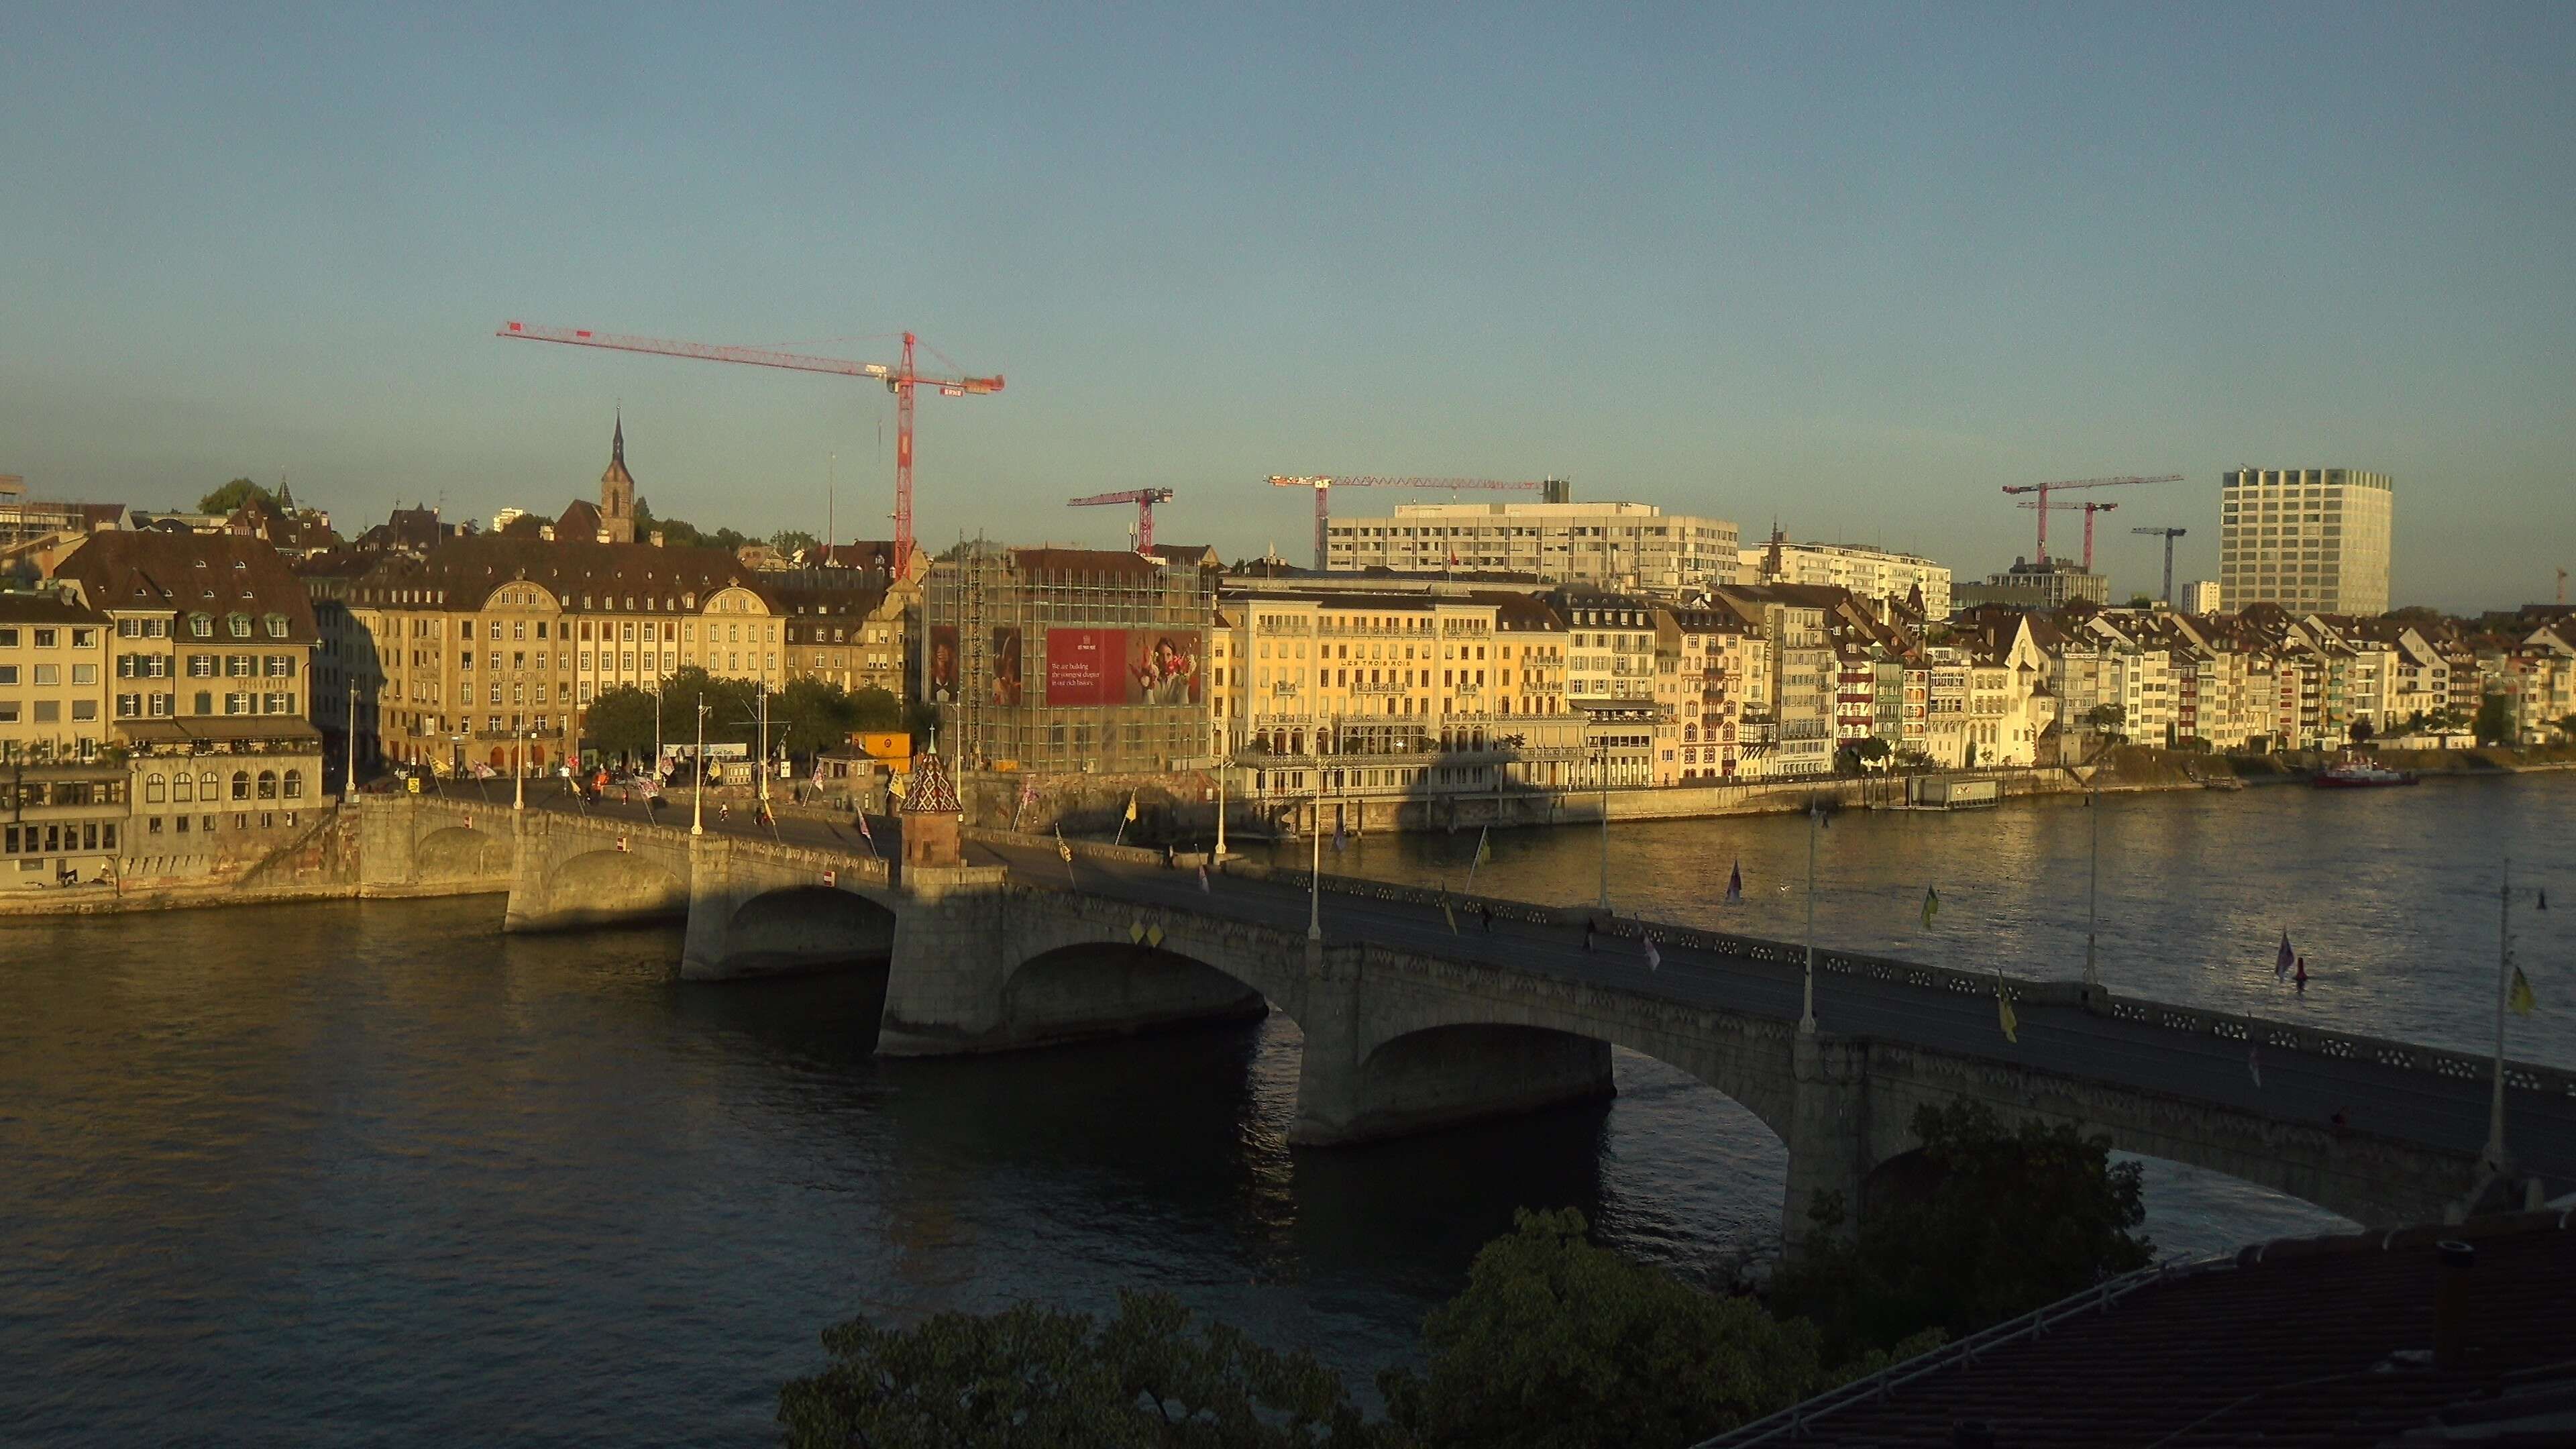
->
[[231, 771, 251, 801], [257, 770, 278, 800], [174, 773, 194, 802]]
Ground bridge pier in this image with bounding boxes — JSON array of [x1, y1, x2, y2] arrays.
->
[[1782, 1030, 1872, 1257]]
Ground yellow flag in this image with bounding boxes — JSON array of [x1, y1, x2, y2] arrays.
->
[[1997, 989, 2019, 1044], [1147, 924, 1166, 949], [1056, 826, 1073, 862], [1475, 829, 1492, 866], [1442, 900, 1458, 934], [1129, 920, 1146, 945], [2510, 966, 2537, 1018], [1125, 792, 1138, 822]]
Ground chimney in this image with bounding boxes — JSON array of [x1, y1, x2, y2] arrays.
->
[[649, 530, 665, 548], [2432, 1240, 2475, 1369]]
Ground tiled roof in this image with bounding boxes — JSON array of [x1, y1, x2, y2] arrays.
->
[[1708, 1211, 2576, 1449], [50, 531, 321, 643], [1008, 546, 1168, 579], [900, 751, 961, 814], [0, 588, 105, 625], [328, 537, 772, 614]]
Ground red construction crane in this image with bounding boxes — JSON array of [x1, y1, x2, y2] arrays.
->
[[1068, 488, 1174, 553], [1266, 475, 1556, 570], [1998, 474, 2181, 562], [2014, 499, 2121, 570], [496, 321, 1002, 574]]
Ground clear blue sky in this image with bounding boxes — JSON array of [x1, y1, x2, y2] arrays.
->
[[3, 3, 2569, 608]]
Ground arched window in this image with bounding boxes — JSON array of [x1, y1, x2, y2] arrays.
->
[[283, 769, 303, 799], [188, 614, 213, 638], [227, 614, 252, 639], [256, 770, 278, 800], [199, 770, 219, 800], [265, 614, 288, 638], [173, 773, 193, 802], [231, 770, 250, 801], [146, 774, 166, 803]]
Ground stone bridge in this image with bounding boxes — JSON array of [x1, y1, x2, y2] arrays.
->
[[352, 795, 2575, 1250]]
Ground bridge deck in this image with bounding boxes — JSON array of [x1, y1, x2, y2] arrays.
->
[[969, 839, 2576, 1191], [400, 789, 2573, 1193]]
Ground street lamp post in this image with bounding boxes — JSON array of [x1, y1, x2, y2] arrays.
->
[[1801, 800, 1820, 1034], [2084, 784, 2102, 989], [513, 729, 525, 811], [1307, 755, 1323, 943], [691, 699, 708, 837], [1596, 739, 1612, 912], [1215, 723, 1230, 860], [343, 669, 359, 803], [2482, 859, 2514, 1185]]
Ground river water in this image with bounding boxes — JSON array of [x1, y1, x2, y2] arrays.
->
[[3, 775, 2569, 1446]]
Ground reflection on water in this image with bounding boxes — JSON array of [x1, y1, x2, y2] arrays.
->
[[1, 777, 2565, 1446]]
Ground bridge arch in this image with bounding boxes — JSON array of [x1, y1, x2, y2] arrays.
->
[[415, 824, 507, 881], [533, 847, 690, 928], [1001, 941, 1269, 1044], [1348, 999, 1799, 1146], [720, 885, 900, 975]]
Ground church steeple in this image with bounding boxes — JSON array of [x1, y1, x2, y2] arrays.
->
[[598, 412, 637, 543]]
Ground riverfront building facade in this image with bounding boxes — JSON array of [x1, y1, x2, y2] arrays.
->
[[2219, 468, 2394, 616]]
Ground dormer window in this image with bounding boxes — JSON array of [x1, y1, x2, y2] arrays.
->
[[227, 614, 252, 639]]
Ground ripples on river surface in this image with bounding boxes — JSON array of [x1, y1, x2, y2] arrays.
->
[[1, 775, 2567, 1446]]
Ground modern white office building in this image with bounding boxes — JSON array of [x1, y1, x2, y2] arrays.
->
[[1737, 537, 1951, 616], [2181, 580, 2222, 615], [2218, 468, 2394, 616], [1326, 499, 1740, 593]]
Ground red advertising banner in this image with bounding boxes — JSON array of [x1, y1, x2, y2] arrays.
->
[[1045, 628, 1124, 706], [1044, 627, 1204, 706]]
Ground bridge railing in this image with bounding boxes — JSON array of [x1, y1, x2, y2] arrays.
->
[[1232, 859, 2576, 1104]]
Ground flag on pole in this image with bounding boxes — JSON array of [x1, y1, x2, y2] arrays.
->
[[1996, 982, 2019, 1044], [2247, 1045, 2263, 1087], [1442, 898, 1458, 934], [1726, 859, 1743, 905], [1196, 863, 1211, 894], [1055, 826, 1073, 863], [1921, 885, 1940, 928], [1124, 792, 1138, 822], [1332, 822, 1346, 853], [1022, 778, 1038, 806], [1644, 936, 1662, 971], [2510, 966, 2538, 1017], [1474, 827, 1492, 867], [2275, 931, 2294, 981], [856, 811, 874, 845]]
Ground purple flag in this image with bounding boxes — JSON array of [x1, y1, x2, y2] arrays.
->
[[2247, 1044, 2263, 1087], [1196, 863, 1210, 894], [1644, 936, 1662, 971], [1725, 859, 1743, 905], [2275, 931, 2293, 981]]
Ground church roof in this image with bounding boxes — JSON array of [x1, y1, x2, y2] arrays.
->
[[600, 413, 634, 488]]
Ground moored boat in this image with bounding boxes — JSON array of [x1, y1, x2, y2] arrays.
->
[[2314, 756, 2418, 788]]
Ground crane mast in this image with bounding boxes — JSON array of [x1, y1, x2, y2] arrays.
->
[[496, 321, 1002, 574], [1068, 488, 1175, 553], [1999, 474, 2182, 562], [2015, 500, 2121, 570]]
